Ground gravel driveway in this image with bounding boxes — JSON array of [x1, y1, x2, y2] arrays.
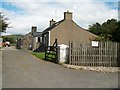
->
[[2, 46, 119, 88]]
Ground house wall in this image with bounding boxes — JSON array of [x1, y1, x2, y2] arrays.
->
[[32, 37, 36, 50], [21, 34, 42, 50], [32, 36, 42, 50], [21, 32, 32, 49], [42, 32, 49, 46], [50, 20, 98, 45]]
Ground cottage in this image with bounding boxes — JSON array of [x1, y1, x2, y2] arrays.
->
[[20, 11, 98, 51], [42, 11, 98, 46], [21, 26, 42, 51]]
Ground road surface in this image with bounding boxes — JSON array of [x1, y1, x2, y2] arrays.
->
[[2, 46, 119, 88]]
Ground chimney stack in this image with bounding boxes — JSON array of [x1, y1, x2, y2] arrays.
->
[[64, 10, 73, 20], [31, 26, 37, 33], [50, 19, 56, 26]]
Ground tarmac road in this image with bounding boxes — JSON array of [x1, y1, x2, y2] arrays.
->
[[2, 46, 119, 88], [0, 48, 2, 89]]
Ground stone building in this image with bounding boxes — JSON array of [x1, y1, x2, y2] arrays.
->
[[21, 26, 42, 51], [42, 11, 98, 46], [20, 11, 98, 51]]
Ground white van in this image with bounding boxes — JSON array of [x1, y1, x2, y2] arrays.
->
[[5, 41, 10, 47]]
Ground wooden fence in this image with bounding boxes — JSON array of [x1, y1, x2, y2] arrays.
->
[[69, 41, 120, 67]]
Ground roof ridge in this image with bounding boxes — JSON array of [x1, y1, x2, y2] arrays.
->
[[43, 19, 64, 33]]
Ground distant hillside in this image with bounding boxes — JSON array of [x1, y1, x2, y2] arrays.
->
[[2, 34, 23, 44], [3, 34, 23, 41]]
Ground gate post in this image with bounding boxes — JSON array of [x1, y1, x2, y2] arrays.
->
[[45, 46, 47, 60], [55, 39, 58, 63], [69, 41, 71, 64], [58, 44, 69, 64]]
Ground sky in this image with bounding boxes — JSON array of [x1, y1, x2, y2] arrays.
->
[[0, 0, 119, 35]]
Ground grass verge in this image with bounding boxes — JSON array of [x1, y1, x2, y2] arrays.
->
[[31, 52, 45, 59], [31, 52, 56, 63]]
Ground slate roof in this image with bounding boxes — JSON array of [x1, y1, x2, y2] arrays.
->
[[33, 32, 42, 37], [43, 19, 64, 33]]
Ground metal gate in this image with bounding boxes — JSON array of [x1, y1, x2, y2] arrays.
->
[[45, 39, 58, 63]]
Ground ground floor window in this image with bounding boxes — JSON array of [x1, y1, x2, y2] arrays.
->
[[38, 37, 40, 42]]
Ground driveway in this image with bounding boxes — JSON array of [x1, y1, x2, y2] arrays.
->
[[2, 46, 119, 88]]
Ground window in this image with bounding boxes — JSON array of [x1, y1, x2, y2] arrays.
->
[[38, 37, 40, 42]]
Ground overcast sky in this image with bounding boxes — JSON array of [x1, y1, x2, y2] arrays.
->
[[1, 0, 119, 35]]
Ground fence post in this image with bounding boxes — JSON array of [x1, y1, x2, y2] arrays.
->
[[45, 46, 47, 60], [117, 43, 120, 67], [69, 42, 73, 65], [69, 41, 71, 64]]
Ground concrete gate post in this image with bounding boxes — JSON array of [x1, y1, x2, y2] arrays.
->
[[58, 44, 69, 63]]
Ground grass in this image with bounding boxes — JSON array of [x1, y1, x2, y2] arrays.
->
[[31, 52, 45, 59], [31, 52, 57, 63]]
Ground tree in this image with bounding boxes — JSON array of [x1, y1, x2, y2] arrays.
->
[[111, 21, 120, 42], [89, 22, 101, 35], [101, 19, 117, 40], [89, 19, 119, 42], [2, 36, 15, 44], [0, 12, 9, 36]]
